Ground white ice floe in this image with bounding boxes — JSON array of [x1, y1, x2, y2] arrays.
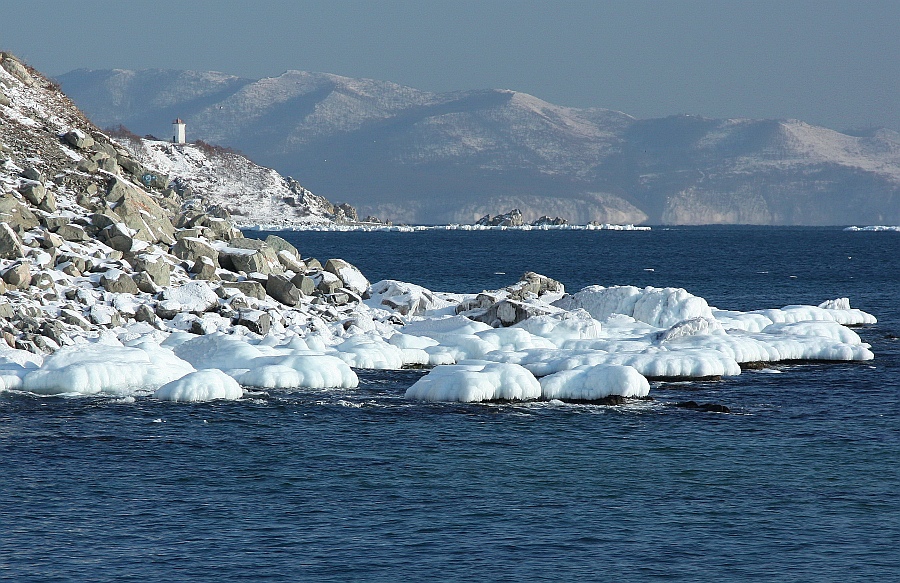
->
[[405, 361, 542, 402], [154, 369, 243, 402], [172, 333, 359, 388], [539, 364, 650, 400], [22, 342, 194, 396], [555, 285, 713, 328]]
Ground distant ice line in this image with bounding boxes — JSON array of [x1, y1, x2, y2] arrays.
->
[[242, 223, 652, 233]]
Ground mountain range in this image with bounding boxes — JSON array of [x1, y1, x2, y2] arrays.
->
[[57, 68, 900, 225]]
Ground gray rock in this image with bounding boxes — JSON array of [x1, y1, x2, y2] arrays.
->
[[19, 182, 46, 206], [59, 308, 92, 330], [305, 258, 322, 271], [324, 258, 370, 297], [98, 156, 119, 173], [190, 255, 219, 281], [55, 224, 90, 242], [0, 90, 8, 107], [171, 237, 218, 265], [265, 274, 300, 306], [132, 271, 160, 294], [76, 158, 99, 173], [0, 223, 25, 259], [227, 238, 265, 250], [264, 234, 299, 258], [203, 218, 232, 240], [99, 223, 134, 252], [131, 255, 171, 287], [21, 167, 43, 182], [100, 269, 140, 294], [221, 280, 266, 300], [225, 245, 281, 275], [2, 262, 31, 288], [64, 129, 95, 150], [315, 271, 342, 294], [31, 272, 54, 290], [235, 309, 271, 335], [290, 273, 317, 296]]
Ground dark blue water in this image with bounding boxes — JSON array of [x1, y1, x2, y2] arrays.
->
[[2, 227, 898, 582]]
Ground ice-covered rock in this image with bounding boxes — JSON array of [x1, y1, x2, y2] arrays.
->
[[540, 364, 650, 400], [555, 285, 713, 328], [154, 369, 243, 402], [405, 361, 541, 402]]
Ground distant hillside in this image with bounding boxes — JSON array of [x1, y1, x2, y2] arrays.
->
[[58, 68, 900, 225]]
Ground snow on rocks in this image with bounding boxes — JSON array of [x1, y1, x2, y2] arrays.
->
[[405, 361, 542, 402], [0, 53, 882, 406], [540, 364, 650, 401], [154, 369, 243, 402]]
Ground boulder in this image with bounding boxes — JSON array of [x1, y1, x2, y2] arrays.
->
[[225, 245, 282, 275], [2, 262, 31, 288], [134, 304, 161, 327], [171, 237, 218, 266], [290, 273, 317, 296], [221, 280, 266, 300], [265, 274, 301, 306], [190, 255, 219, 281], [105, 176, 176, 244], [277, 250, 305, 273], [64, 129, 95, 150], [55, 224, 90, 242], [76, 158, 99, 173], [19, 182, 46, 206], [315, 270, 343, 295], [324, 258, 370, 297], [235, 309, 271, 335], [100, 269, 140, 294], [0, 222, 25, 259], [264, 234, 299, 258], [99, 222, 134, 252]]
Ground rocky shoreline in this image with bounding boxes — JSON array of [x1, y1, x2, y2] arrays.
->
[[0, 52, 879, 404]]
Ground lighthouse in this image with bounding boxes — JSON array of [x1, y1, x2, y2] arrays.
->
[[172, 118, 186, 144]]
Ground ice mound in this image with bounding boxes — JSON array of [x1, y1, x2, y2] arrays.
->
[[330, 336, 406, 369], [405, 361, 541, 402], [512, 309, 602, 345], [154, 369, 243, 402], [173, 333, 266, 370], [237, 354, 358, 389], [22, 343, 194, 396], [654, 317, 725, 343], [555, 285, 713, 328], [368, 280, 453, 316], [540, 364, 650, 400], [714, 302, 877, 332]]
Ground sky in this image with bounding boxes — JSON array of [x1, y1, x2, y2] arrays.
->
[[3, 0, 899, 132]]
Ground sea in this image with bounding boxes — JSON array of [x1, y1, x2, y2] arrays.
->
[[2, 226, 898, 582]]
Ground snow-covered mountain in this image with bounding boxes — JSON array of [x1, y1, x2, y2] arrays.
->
[[58, 68, 900, 225]]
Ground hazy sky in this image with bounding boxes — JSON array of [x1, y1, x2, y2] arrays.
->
[[3, 0, 899, 131]]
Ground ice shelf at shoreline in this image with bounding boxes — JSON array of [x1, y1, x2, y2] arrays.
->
[[0, 279, 876, 404], [241, 223, 652, 233], [844, 225, 900, 232]]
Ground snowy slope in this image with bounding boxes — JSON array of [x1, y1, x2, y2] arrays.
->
[[117, 136, 350, 228]]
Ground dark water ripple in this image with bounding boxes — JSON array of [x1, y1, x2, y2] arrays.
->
[[2, 227, 899, 581]]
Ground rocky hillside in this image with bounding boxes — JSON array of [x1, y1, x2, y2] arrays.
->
[[58, 68, 900, 225], [111, 132, 368, 228], [0, 53, 379, 358]]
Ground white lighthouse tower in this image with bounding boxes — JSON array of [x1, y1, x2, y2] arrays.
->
[[172, 118, 186, 144]]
